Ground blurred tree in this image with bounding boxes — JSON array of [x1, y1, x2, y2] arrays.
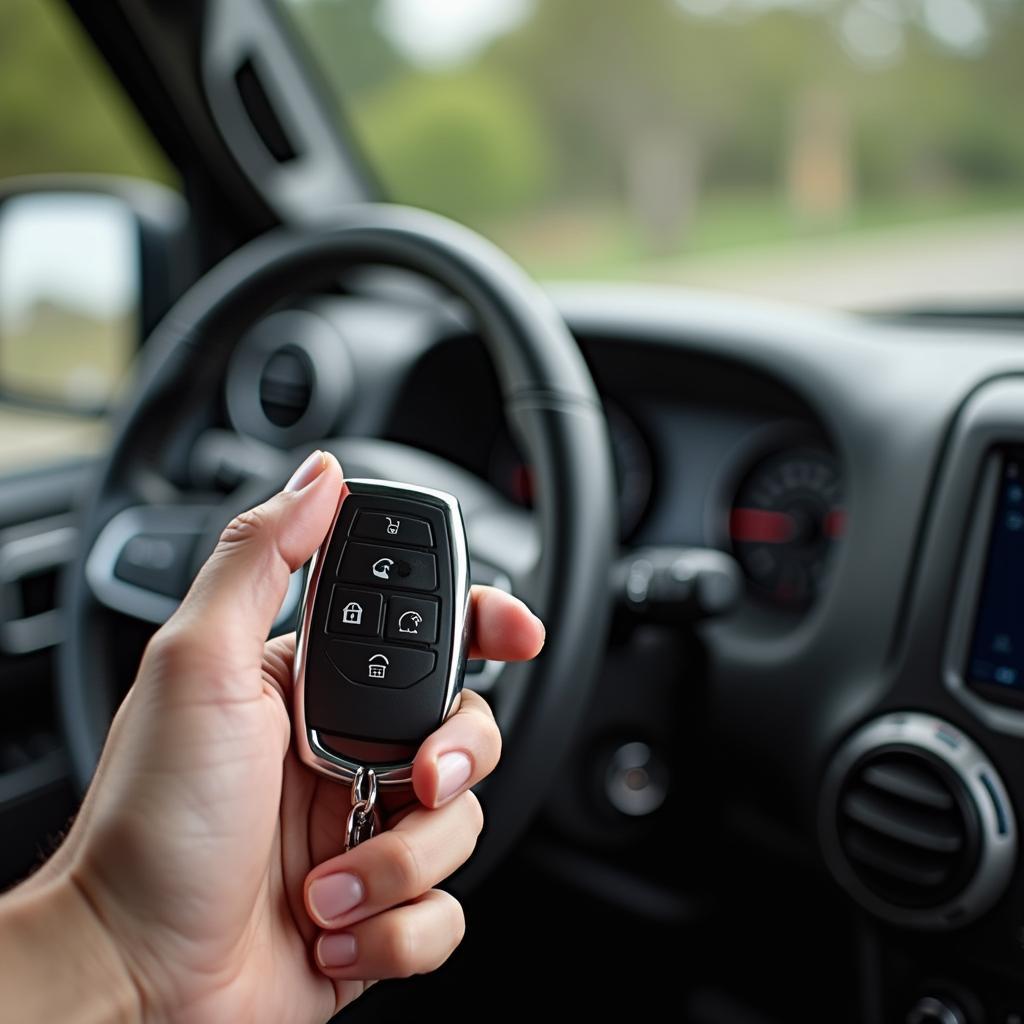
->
[[277, 0, 1024, 258], [0, 0, 172, 183], [283, 0, 404, 94], [355, 70, 551, 221]]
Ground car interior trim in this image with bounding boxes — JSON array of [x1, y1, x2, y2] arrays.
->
[[0, 518, 78, 656], [941, 378, 1024, 736]]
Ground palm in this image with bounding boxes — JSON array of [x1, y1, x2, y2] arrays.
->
[[178, 645, 370, 1024], [76, 641, 368, 1024]]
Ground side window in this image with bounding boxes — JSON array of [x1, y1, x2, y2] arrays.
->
[[0, 0, 175, 476]]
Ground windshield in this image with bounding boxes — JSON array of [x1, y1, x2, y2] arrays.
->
[[282, 0, 1024, 312]]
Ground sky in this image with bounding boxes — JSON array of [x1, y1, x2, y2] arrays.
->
[[377, 0, 535, 67]]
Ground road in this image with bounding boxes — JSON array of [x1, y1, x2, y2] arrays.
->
[[644, 209, 1024, 311]]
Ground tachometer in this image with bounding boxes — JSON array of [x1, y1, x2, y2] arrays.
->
[[729, 447, 844, 607]]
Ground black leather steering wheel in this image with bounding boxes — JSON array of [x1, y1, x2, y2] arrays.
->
[[59, 205, 616, 882]]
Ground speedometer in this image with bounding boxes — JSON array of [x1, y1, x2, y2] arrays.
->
[[729, 447, 844, 607], [489, 402, 652, 540]]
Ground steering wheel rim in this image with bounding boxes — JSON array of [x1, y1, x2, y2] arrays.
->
[[59, 203, 617, 882]]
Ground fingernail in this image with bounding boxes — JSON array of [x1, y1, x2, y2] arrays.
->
[[533, 613, 546, 646], [308, 872, 364, 923], [285, 450, 326, 493], [436, 750, 472, 804], [318, 932, 358, 968]]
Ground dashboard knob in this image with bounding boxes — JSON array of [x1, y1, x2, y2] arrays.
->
[[605, 741, 668, 817], [907, 995, 968, 1024]]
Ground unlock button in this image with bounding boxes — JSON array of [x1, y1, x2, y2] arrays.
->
[[326, 641, 436, 689]]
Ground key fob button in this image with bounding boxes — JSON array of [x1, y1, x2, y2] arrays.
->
[[351, 511, 434, 548], [326, 641, 436, 689], [326, 587, 383, 637], [338, 542, 438, 591], [385, 595, 440, 643]]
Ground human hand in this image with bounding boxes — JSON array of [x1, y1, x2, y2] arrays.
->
[[10, 452, 544, 1024]]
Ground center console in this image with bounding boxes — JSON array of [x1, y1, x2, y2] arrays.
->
[[820, 378, 1024, 1023]]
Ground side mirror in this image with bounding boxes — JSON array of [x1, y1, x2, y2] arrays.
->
[[0, 177, 189, 415]]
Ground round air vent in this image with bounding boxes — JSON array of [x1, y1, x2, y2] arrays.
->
[[226, 309, 354, 447], [258, 345, 313, 427], [837, 750, 978, 909], [820, 712, 1016, 929]]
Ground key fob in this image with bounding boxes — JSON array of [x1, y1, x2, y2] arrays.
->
[[293, 479, 471, 786]]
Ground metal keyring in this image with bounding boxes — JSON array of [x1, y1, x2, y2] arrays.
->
[[344, 766, 379, 851]]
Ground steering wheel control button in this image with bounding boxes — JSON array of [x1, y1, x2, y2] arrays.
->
[[297, 479, 469, 772], [113, 532, 196, 598], [326, 587, 383, 637], [385, 595, 440, 644], [351, 511, 433, 548], [325, 642, 436, 689], [338, 542, 438, 591]]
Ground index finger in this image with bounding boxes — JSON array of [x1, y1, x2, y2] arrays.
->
[[468, 585, 545, 661]]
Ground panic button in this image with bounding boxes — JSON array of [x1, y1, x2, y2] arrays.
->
[[352, 512, 433, 548], [326, 641, 436, 689]]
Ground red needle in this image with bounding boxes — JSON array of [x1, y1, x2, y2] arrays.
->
[[730, 508, 797, 544], [824, 508, 846, 539]]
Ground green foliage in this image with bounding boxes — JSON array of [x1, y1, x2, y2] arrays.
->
[[282, 0, 403, 95], [354, 70, 551, 220], [0, 0, 172, 183], [290, 0, 1024, 247]]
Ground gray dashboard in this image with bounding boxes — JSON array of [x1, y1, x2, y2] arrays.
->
[[222, 277, 1024, 1009], [242, 279, 1024, 800]]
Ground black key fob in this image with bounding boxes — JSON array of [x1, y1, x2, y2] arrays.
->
[[293, 479, 471, 787]]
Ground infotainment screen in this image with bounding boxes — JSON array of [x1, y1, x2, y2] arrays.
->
[[967, 448, 1024, 699]]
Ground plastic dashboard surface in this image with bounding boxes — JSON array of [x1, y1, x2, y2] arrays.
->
[[295, 282, 1024, 804], [239, 283, 1024, 869]]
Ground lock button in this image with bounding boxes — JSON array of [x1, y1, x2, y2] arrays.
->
[[326, 587, 383, 637]]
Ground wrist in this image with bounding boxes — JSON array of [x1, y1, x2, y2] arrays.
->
[[0, 871, 142, 1024]]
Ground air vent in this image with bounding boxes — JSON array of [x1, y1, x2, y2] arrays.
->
[[820, 713, 1016, 929], [259, 345, 313, 427], [837, 749, 980, 909]]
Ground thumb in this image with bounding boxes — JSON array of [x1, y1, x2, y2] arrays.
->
[[167, 451, 344, 671]]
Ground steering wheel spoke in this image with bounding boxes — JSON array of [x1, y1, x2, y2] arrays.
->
[[84, 502, 302, 630], [465, 559, 513, 695]]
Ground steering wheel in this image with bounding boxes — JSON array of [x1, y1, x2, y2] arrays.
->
[[58, 205, 617, 882]]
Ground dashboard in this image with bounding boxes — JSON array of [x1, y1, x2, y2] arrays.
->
[[221, 290, 852, 627], [379, 323, 846, 616], [212, 278, 1024, 1021]]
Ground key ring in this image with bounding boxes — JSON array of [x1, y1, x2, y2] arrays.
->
[[344, 766, 379, 851]]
